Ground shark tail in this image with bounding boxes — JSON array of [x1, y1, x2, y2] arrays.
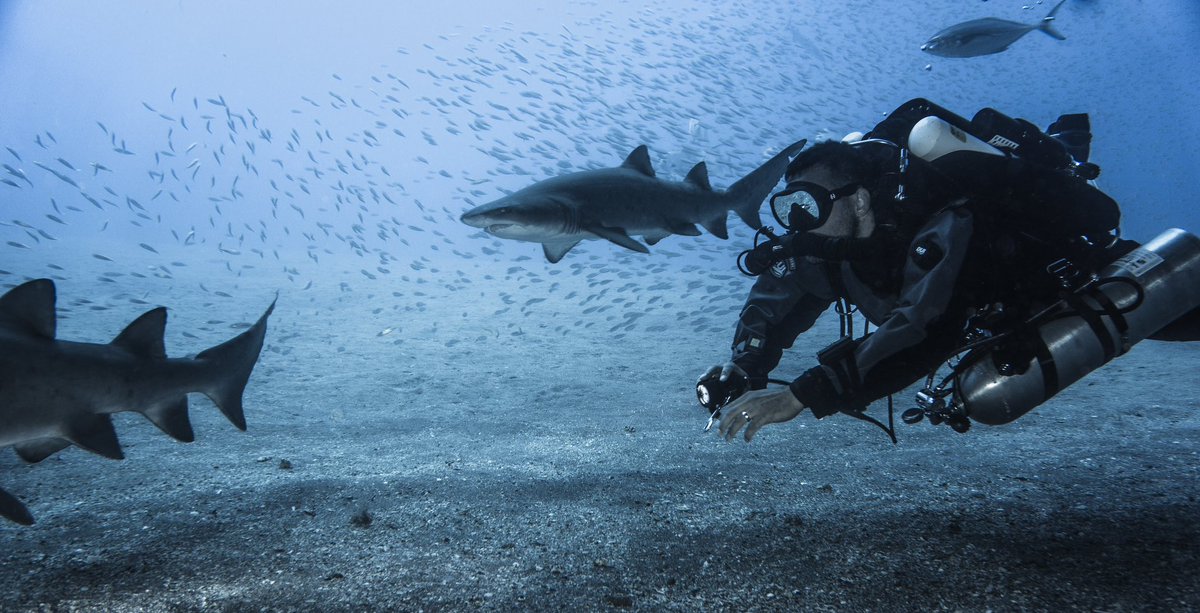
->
[[726, 139, 807, 229], [1039, 0, 1067, 40], [0, 486, 34, 526], [195, 297, 276, 431]]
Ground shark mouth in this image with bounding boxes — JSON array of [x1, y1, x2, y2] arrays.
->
[[487, 224, 513, 233]]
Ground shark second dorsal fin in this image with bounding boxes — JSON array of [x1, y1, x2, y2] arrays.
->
[[112, 307, 168, 359], [0, 278, 56, 339], [684, 162, 713, 191], [621, 145, 655, 177], [0, 487, 34, 526], [14, 438, 72, 463], [64, 414, 124, 460]]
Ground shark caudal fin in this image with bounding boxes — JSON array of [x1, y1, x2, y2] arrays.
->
[[194, 298, 275, 431], [0, 486, 34, 526], [1039, 0, 1067, 40], [726, 139, 807, 229]]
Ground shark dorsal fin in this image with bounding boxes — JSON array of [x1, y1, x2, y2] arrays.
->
[[684, 162, 713, 191], [621, 145, 655, 177], [111, 307, 168, 359], [0, 279, 56, 339]]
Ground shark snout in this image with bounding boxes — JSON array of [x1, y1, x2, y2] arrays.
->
[[460, 210, 486, 228]]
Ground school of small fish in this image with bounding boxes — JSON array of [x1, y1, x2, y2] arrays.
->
[[0, 1, 1105, 344]]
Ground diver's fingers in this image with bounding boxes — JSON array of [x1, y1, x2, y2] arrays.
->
[[723, 407, 751, 442], [717, 394, 747, 437], [698, 364, 722, 384], [719, 362, 735, 382], [744, 418, 768, 443]]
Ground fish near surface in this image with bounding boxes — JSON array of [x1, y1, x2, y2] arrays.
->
[[0, 279, 275, 525], [921, 0, 1066, 58], [460, 140, 807, 262]]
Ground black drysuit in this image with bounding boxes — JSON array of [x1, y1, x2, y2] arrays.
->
[[728, 209, 1200, 419], [730, 204, 978, 419]]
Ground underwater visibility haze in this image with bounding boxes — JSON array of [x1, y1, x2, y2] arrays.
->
[[1, 0, 1199, 610]]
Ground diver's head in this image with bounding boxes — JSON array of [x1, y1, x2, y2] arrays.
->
[[771, 140, 878, 238]]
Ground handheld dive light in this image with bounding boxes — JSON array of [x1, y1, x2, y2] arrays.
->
[[696, 372, 748, 431]]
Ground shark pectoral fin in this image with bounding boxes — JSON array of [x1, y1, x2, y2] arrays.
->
[[587, 225, 650, 254], [141, 397, 195, 442], [621, 145, 656, 177], [111, 307, 168, 359], [0, 487, 34, 526], [0, 278, 56, 339], [14, 438, 72, 463], [64, 414, 124, 460], [542, 241, 581, 263], [684, 162, 713, 191], [195, 298, 275, 431], [700, 215, 729, 240], [670, 223, 702, 237]]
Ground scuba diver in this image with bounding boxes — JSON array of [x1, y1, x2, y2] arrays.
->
[[697, 98, 1200, 443]]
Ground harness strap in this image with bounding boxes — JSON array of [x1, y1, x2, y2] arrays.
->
[[1085, 286, 1131, 356], [1064, 292, 1117, 362]]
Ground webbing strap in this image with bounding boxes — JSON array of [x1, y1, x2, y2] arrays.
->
[[1086, 288, 1130, 357], [1064, 293, 1117, 362], [1033, 333, 1059, 397]]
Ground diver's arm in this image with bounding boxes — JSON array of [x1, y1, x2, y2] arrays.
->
[[789, 207, 974, 416], [731, 267, 834, 389]]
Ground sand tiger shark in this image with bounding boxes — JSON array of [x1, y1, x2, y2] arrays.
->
[[0, 279, 274, 525], [460, 140, 807, 262]]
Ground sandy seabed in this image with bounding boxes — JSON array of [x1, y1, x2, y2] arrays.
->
[[1, 253, 1198, 612]]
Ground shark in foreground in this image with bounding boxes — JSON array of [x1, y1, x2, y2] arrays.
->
[[460, 140, 807, 262], [0, 279, 275, 525], [921, 0, 1066, 58]]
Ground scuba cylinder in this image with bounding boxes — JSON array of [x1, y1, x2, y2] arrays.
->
[[954, 228, 1200, 425]]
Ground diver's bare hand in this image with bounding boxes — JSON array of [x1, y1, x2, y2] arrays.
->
[[698, 361, 748, 385], [717, 387, 806, 443]]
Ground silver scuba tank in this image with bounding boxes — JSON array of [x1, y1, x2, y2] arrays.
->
[[955, 228, 1200, 425]]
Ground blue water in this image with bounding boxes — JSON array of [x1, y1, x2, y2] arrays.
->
[[2, 2, 1200, 607], [3, 1, 1196, 273]]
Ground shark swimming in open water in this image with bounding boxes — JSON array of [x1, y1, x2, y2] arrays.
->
[[0, 279, 275, 525], [460, 140, 807, 262], [921, 0, 1067, 58]]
